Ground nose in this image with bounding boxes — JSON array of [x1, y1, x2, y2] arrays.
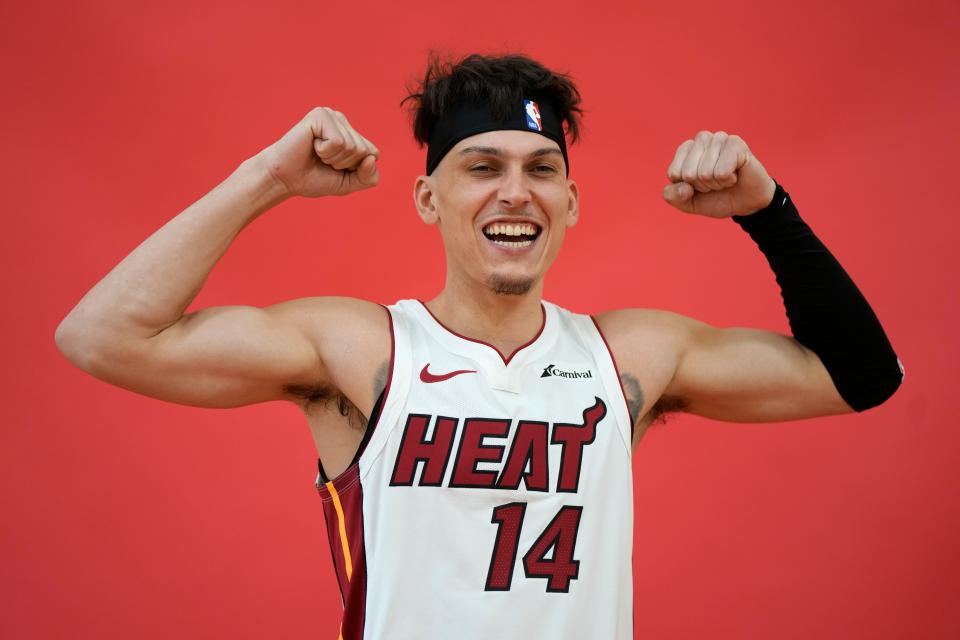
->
[[497, 164, 532, 209]]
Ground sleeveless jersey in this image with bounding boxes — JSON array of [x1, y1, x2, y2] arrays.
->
[[316, 299, 634, 639]]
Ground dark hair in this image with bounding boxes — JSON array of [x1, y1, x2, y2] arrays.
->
[[402, 52, 584, 147]]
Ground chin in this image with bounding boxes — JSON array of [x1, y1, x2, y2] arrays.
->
[[487, 274, 534, 296]]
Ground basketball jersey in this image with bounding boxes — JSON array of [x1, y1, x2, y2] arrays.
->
[[316, 299, 634, 639]]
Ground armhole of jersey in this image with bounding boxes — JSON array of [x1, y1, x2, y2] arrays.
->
[[588, 315, 635, 450], [317, 388, 386, 485], [316, 304, 399, 491]]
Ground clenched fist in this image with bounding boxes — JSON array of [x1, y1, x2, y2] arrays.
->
[[258, 107, 380, 198], [663, 131, 776, 218]]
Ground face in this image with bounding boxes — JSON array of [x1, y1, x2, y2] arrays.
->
[[413, 130, 579, 296]]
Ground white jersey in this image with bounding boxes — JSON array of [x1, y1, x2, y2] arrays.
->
[[317, 299, 634, 639]]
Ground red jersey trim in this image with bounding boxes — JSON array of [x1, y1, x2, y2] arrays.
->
[[321, 466, 367, 640], [416, 299, 547, 366], [590, 315, 635, 443]]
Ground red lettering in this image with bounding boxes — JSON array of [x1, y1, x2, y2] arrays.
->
[[551, 398, 606, 493], [496, 420, 549, 492], [391, 399, 606, 492], [450, 419, 510, 488], [389, 414, 457, 486], [485, 502, 527, 591], [523, 505, 583, 592]]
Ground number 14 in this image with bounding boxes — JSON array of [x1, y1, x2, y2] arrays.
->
[[485, 503, 583, 593]]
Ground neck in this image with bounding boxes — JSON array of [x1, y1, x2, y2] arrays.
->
[[426, 276, 546, 361]]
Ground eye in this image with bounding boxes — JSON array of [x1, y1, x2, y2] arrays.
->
[[531, 164, 558, 174], [469, 164, 497, 173]]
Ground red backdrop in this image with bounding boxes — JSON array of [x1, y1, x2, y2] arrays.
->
[[3, 1, 958, 638]]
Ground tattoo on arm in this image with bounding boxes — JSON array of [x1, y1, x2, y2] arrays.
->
[[620, 373, 644, 427], [618, 372, 689, 428], [373, 360, 389, 401]]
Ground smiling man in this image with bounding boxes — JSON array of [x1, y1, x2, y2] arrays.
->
[[56, 53, 902, 639]]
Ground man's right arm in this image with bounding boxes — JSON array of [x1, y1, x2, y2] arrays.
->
[[55, 108, 386, 410]]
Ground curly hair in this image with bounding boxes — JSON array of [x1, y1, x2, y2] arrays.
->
[[401, 52, 585, 147]]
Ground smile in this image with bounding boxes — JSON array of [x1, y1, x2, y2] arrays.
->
[[481, 222, 542, 248]]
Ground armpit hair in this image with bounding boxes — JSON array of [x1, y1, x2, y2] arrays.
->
[[283, 382, 336, 405], [647, 394, 689, 426], [283, 383, 366, 429]]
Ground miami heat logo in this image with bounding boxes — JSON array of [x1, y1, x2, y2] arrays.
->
[[524, 99, 542, 132], [389, 397, 605, 492]]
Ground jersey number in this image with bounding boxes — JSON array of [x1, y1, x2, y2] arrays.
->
[[485, 502, 583, 593]]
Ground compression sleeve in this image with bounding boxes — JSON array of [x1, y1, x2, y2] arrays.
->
[[732, 181, 903, 412]]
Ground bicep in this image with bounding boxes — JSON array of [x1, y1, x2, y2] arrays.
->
[[668, 321, 854, 422], [92, 300, 327, 408]]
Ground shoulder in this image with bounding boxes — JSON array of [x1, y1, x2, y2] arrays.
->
[[592, 308, 706, 441], [267, 295, 387, 322], [267, 296, 389, 342], [269, 296, 392, 413], [593, 307, 706, 352], [593, 307, 716, 390]]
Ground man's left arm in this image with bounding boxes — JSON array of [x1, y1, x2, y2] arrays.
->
[[602, 131, 903, 428]]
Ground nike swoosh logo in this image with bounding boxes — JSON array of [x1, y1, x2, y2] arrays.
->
[[420, 364, 477, 383]]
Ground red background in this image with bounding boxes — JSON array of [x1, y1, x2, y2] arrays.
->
[[3, 1, 958, 638]]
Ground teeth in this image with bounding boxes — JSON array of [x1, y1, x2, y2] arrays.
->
[[493, 239, 534, 248], [483, 222, 539, 237]]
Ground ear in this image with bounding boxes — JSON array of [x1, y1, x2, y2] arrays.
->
[[413, 175, 439, 225], [565, 178, 580, 228]]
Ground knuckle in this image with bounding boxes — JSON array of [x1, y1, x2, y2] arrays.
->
[[695, 130, 712, 141]]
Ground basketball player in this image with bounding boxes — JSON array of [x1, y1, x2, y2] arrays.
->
[[55, 54, 902, 638]]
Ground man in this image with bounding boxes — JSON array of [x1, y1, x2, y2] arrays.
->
[[55, 53, 902, 639]]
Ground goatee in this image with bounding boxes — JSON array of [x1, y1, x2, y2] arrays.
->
[[488, 275, 533, 296]]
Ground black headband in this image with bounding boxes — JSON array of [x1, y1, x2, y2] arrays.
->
[[425, 98, 569, 175]]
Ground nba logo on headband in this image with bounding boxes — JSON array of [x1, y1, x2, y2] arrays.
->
[[523, 99, 542, 132]]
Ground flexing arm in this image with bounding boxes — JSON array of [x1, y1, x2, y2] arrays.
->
[[55, 108, 386, 409], [602, 131, 902, 435]]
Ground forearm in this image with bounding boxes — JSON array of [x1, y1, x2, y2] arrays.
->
[[732, 182, 903, 411], [57, 153, 288, 351]]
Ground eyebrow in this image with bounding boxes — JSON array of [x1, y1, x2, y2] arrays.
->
[[458, 146, 562, 159]]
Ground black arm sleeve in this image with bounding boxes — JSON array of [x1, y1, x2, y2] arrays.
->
[[731, 181, 903, 412]]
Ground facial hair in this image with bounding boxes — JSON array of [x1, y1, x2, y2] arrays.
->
[[488, 274, 533, 295]]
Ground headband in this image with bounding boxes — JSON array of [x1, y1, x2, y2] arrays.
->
[[425, 98, 569, 175]]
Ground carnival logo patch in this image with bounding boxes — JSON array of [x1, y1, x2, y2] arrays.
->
[[541, 363, 593, 379], [524, 99, 542, 131]]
